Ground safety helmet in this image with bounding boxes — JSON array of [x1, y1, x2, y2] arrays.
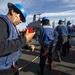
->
[[42, 17, 49, 21], [58, 19, 64, 24], [67, 21, 71, 25], [8, 2, 27, 22]]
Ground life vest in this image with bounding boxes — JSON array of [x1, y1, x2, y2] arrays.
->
[[0, 14, 22, 70]]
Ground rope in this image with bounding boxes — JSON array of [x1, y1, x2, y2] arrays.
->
[[18, 55, 39, 71]]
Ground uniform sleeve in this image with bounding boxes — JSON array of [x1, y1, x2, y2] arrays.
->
[[38, 26, 44, 44], [0, 18, 26, 56]]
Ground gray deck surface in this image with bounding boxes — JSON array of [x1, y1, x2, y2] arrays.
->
[[18, 40, 75, 75]]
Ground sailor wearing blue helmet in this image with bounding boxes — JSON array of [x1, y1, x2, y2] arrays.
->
[[8, 2, 27, 22], [67, 20, 73, 53], [0, 2, 35, 75]]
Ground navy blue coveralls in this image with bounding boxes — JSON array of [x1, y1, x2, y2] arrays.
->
[[67, 25, 73, 52], [39, 25, 54, 71], [55, 24, 68, 57]]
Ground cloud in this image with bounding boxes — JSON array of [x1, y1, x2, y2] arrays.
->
[[60, 0, 75, 8], [41, 0, 57, 1], [21, 0, 40, 8], [0, 0, 74, 30], [41, 10, 75, 24], [26, 10, 75, 27], [61, 5, 75, 8], [27, 14, 33, 19], [40, 10, 75, 17], [0, 0, 22, 14], [27, 10, 75, 19], [61, 0, 75, 4], [22, 0, 57, 9]]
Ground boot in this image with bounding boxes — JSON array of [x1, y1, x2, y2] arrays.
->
[[37, 68, 44, 75], [54, 51, 61, 62], [47, 64, 52, 70]]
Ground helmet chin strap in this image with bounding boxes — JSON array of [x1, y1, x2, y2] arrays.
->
[[13, 14, 20, 23]]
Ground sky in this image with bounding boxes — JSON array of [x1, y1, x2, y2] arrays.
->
[[0, 0, 75, 30]]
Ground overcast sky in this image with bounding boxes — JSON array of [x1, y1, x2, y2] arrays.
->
[[0, 0, 75, 30]]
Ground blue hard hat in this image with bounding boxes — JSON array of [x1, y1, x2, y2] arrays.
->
[[58, 19, 64, 24], [67, 21, 71, 25], [42, 17, 49, 21], [8, 2, 27, 22]]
